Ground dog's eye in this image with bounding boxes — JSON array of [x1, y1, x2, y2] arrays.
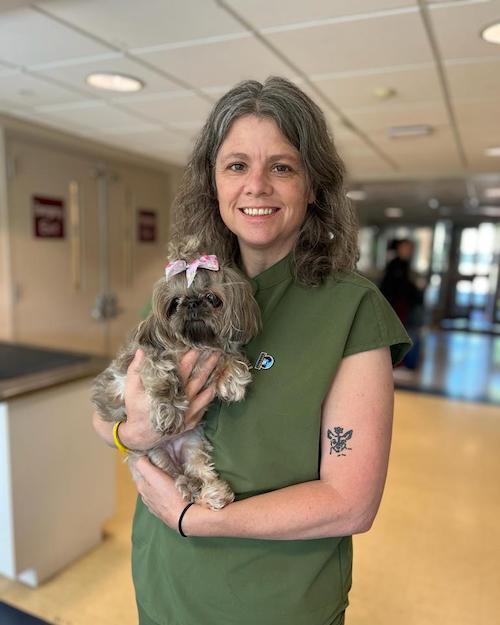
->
[[205, 292, 222, 308], [167, 297, 181, 316]]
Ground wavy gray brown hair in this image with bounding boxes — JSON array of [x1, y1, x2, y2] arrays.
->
[[172, 76, 359, 286]]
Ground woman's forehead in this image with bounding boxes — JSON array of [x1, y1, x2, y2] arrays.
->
[[217, 115, 298, 157]]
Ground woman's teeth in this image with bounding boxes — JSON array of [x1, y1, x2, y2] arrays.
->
[[241, 208, 277, 216]]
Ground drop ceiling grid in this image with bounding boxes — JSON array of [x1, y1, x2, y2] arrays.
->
[[261, 12, 434, 76], [310, 66, 443, 110], [115, 93, 213, 127], [0, 72, 78, 107], [223, 0, 417, 30], [0, 7, 109, 66], [35, 0, 249, 50], [134, 36, 299, 89], [427, 0, 500, 61]]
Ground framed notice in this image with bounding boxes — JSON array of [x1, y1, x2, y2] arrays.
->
[[137, 209, 157, 243], [33, 196, 65, 239]]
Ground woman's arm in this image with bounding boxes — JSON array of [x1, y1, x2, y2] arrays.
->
[[134, 346, 394, 539]]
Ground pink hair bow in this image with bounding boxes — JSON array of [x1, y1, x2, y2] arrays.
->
[[165, 254, 219, 288]]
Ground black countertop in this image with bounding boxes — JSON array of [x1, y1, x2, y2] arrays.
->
[[0, 342, 109, 400]]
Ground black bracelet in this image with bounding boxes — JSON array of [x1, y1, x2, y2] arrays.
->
[[178, 502, 194, 538]]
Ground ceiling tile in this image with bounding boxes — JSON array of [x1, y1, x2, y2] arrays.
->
[[429, 0, 500, 61], [224, 0, 416, 30], [0, 71, 77, 108], [0, 7, 110, 66], [36, 0, 246, 50], [312, 65, 441, 110], [34, 100, 150, 131], [345, 100, 449, 133], [264, 11, 433, 75], [445, 58, 500, 101], [117, 92, 213, 126], [136, 35, 297, 89]]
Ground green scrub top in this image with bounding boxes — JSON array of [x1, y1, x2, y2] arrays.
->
[[132, 254, 411, 625]]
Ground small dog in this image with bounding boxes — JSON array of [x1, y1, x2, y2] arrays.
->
[[92, 237, 261, 509]]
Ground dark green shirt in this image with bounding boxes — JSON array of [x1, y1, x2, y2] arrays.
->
[[132, 255, 411, 625]]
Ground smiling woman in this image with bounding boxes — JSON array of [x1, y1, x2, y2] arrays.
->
[[93, 76, 411, 625]]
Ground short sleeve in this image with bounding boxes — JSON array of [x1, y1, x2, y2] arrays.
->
[[343, 287, 412, 366]]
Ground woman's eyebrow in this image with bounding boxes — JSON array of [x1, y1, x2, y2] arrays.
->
[[219, 151, 301, 163]]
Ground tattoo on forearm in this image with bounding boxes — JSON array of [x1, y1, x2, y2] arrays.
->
[[327, 427, 353, 456]]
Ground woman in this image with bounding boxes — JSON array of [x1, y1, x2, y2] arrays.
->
[[93, 76, 410, 625]]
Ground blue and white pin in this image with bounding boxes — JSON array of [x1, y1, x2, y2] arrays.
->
[[254, 351, 275, 370]]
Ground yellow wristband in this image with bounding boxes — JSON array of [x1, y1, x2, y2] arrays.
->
[[113, 421, 130, 454]]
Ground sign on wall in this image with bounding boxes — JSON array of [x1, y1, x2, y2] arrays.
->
[[33, 195, 65, 239], [137, 209, 157, 243]]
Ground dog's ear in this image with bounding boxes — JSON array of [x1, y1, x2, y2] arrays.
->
[[133, 314, 157, 347]]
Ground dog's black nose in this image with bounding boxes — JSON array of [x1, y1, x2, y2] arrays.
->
[[186, 299, 201, 311]]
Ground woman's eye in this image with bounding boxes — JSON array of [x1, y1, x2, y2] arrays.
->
[[229, 162, 245, 172], [273, 164, 292, 174]]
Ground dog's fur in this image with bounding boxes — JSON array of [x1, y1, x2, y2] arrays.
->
[[92, 237, 261, 509]]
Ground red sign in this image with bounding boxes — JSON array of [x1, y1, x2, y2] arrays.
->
[[33, 196, 65, 239], [137, 209, 157, 243]]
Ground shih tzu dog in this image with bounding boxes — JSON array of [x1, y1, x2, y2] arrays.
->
[[92, 237, 261, 510]]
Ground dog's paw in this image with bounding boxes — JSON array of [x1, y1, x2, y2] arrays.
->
[[198, 479, 235, 510], [216, 364, 251, 402], [175, 474, 203, 503]]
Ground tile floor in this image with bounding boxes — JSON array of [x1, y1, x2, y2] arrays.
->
[[1, 390, 499, 625]]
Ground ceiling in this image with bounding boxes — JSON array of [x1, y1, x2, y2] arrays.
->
[[1, 0, 500, 225]]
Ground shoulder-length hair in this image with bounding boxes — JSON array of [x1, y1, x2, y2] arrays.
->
[[172, 76, 359, 286]]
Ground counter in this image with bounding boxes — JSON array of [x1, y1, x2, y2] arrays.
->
[[0, 342, 115, 586]]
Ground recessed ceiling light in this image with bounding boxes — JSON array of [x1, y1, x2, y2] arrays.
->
[[485, 146, 500, 157], [86, 72, 144, 93], [428, 197, 440, 209], [484, 187, 500, 199], [385, 207, 403, 218], [388, 124, 433, 138], [481, 22, 500, 45], [346, 189, 367, 201]]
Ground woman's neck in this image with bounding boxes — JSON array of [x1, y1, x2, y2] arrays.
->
[[240, 247, 291, 278]]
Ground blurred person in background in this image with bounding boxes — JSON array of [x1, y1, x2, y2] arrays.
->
[[380, 238, 423, 370]]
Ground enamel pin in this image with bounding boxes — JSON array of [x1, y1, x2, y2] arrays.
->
[[254, 351, 275, 370]]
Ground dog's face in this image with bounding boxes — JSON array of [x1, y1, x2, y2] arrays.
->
[[149, 263, 260, 350]]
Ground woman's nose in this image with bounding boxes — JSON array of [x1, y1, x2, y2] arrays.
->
[[244, 167, 272, 196]]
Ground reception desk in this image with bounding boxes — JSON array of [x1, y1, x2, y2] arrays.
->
[[0, 343, 114, 587]]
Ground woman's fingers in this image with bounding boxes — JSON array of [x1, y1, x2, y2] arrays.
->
[[125, 348, 146, 393], [184, 384, 217, 429]]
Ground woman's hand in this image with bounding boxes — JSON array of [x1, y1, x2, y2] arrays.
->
[[129, 455, 190, 529], [119, 347, 221, 450]]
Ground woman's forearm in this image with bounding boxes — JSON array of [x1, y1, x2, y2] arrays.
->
[[182, 479, 375, 540]]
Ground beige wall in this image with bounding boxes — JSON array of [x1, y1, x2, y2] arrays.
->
[[0, 116, 185, 354]]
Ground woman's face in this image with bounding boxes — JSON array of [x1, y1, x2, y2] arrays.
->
[[214, 115, 314, 265]]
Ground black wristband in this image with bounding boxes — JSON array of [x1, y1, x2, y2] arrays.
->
[[178, 502, 194, 538]]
